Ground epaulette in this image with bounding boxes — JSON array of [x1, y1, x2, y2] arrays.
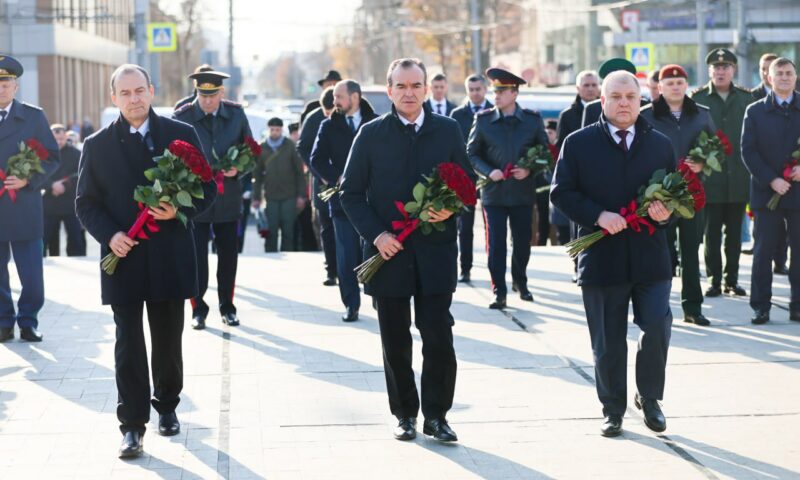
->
[[522, 108, 541, 116], [222, 99, 243, 108], [174, 102, 192, 115], [696, 103, 710, 110], [734, 85, 751, 94], [690, 86, 706, 96], [640, 103, 654, 112], [20, 102, 43, 111], [476, 108, 494, 117]]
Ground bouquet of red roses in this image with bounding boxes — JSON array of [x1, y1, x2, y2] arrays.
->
[[355, 163, 477, 283], [0, 139, 50, 202], [565, 161, 706, 259], [478, 143, 554, 188], [685, 129, 733, 176], [101, 139, 213, 275], [210, 137, 262, 193], [767, 140, 800, 210]]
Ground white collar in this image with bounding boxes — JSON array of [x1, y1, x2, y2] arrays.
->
[[580, 99, 588, 107], [0, 102, 11, 115], [129, 117, 150, 137], [775, 92, 794, 105], [469, 101, 485, 110], [399, 109, 425, 131], [607, 122, 635, 146], [347, 109, 362, 125]]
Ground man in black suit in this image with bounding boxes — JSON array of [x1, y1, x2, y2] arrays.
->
[[556, 70, 599, 150], [449, 74, 492, 282], [551, 70, 674, 438], [341, 58, 471, 443], [427, 73, 457, 116], [76, 64, 216, 458], [43, 123, 85, 257]]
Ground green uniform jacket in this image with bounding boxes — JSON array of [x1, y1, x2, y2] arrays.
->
[[690, 81, 753, 204], [252, 138, 306, 202]]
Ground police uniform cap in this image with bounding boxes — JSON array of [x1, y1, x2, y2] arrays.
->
[[267, 117, 284, 127], [0, 55, 24, 79], [706, 48, 737, 65], [659, 64, 688, 81], [598, 58, 637, 79], [188, 70, 230, 95], [485, 67, 526, 90]]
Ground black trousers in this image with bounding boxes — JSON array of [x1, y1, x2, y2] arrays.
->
[[535, 191, 550, 246], [192, 221, 238, 317], [704, 202, 746, 287], [774, 220, 788, 268], [457, 206, 475, 274], [375, 294, 457, 420], [43, 213, 86, 257], [751, 209, 800, 312], [484, 204, 533, 296], [582, 281, 673, 417], [112, 300, 184, 434], [313, 178, 337, 278]]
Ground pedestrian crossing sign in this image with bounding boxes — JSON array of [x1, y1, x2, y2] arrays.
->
[[147, 23, 177, 52], [625, 42, 655, 73]]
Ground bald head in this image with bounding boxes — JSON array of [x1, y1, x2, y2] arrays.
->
[[601, 71, 641, 130]]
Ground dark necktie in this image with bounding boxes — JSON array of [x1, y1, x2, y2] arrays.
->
[[132, 131, 144, 143], [0, 110, 6, 123], [347, 116, 355, 133], [204, 113, 215, 131], [405, 123, 417, 138], [616, 130, 629, 152], [437, 103, 443, 115], [473, 105, 480, 114], [782, 101, 790, 110]]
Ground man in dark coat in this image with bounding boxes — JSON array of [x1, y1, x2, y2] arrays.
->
[[741, 57, 800, 325], [298, 87, 337, 286], [310, 80, 378, 323], [75, 64, 216, 458], [449, 73, 492, 282], [0, 55, 60, 343], [551, 70, 674, 437], [174, 68, 253, 330], [427, 73, 457, 116], [556, 70, 599, 150], [581, 59, 648, 128], [340, 58, 471, 443], [640, 64, 716, 327], [43, 123, 85, 257], [300, 70, 341, 124], [468, 67, 549, 309]]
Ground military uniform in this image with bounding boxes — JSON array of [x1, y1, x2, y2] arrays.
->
[[0, 56, 59, 342], [467, 68, 548, 309], [173, 69, 253, 329], [690, 48, 752, 295]]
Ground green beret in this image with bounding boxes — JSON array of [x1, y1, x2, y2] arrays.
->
[[598, 58, 637, 79]]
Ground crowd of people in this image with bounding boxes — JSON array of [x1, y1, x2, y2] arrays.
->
[[0, 44, 798, 457]]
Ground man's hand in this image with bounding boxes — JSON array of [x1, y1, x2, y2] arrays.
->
[[148, 201, 177, 221], [51, 180, 66, 197], [685, 160, 703, 174], [790, 166, 800, 182], [4, 176, 28, 190], [296, 196, 307, 211], [375, 232, 403, 260], [488, 169, 505, 182], [771, 177, 791, 195], [109, 232, 138, 258], [510, 167, 530, 180], [597, 211, 627, 235], [648, 200, 671, 223], [427, 208, 454, 223], [223, 167, 238, 178]]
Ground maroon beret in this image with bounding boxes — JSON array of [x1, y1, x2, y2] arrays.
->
[[659, 64, 688, 81]]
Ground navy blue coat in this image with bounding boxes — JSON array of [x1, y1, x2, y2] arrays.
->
[[310, 98, 378, 217], [76, 109, 217, 305], [340, 103, 471, 297], [449, 100, 493, 142], [0, 99, 60, 241], [556, 95, 585, 150], [741, 91, 800, 210], [43, 144, 81, 216], [550, 114, 675, 287], [297, 106, 325, 168]]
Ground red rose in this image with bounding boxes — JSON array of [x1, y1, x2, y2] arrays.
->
[[26, 138, 49, 160], [547, 144, 559, 162], [716, 129, 733, 156], [244, 136, 262, 157], [438, 163, 477, 207], [169, 140, 212, 182]]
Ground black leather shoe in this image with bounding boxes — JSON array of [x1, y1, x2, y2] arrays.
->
[[751, 310, 770, 325], [118, 431, 143, 458], [458, 272, 471, 283], [342, 307, 359, 323], [323, 276, 337, 286], [724, 284, 747, 296], [222, 313, 240, 327], [0, 327, 13, 342], [191, 314, 206, 330], [600, 415, 623, 437], [742, 247, 753, 255], [683, 314, 711, 326], [790, 310, 800, 322], [393, 417, 416, 441], [519, 290, 534, 302], [511, 283, 519, 293], [634, 393, 666, 433], [489, 296, 506, 310], [158, 411, 180, 436], [705, 285, 722, 297], [774, 265, 790, 275], [19, 326, 43, 342], [423, 418, 458, 442]]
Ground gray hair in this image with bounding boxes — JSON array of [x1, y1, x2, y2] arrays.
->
[[386, 58, 427, 86], [769, 57, 796, 76], [110, 64, 151, 94], [601, 71, 640, 97], [575, 70, 599, 86]]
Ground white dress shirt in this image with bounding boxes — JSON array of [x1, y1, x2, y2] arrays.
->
[[607, 122, 635, 150], [398, 109, 425, 133]]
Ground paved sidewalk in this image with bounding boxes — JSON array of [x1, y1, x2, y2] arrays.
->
[[0, 224, 798, 479]]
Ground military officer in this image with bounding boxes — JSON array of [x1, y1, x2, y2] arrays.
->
[[174, 67, 253, 330], [690, 48, 751, 297], [0, 55, 60, 342], [581, 58, 645, 128], [468, 67, 549, 309]]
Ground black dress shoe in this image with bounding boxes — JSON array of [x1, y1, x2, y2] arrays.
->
[[393, 417, 416, 441], [634, 393, 666, 433], [724, 284, 747, 296], [600, 415, 623, 437], [790, 310, 800, 322], [19, 326, 43, 342], [683, 314, 711, 326], [489, 296, 506, 310], [774, 265, 790, 275], [0, 327, 13, 342], [342, 307, 359, 323], [158, 411, 180, 436], [118, 431, 143, 458], [422, 418, 458, 442], [705, 285, 722, 297], [519, 291, 534, 302], [222, 313, 240, 327], [742, 247, 753, 255], [458, 272, 471, 283], [191, 314, 206, 330], [323, 276, 337, 286], [511, 283, 519, 293], [751, 310, 770, 325]]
